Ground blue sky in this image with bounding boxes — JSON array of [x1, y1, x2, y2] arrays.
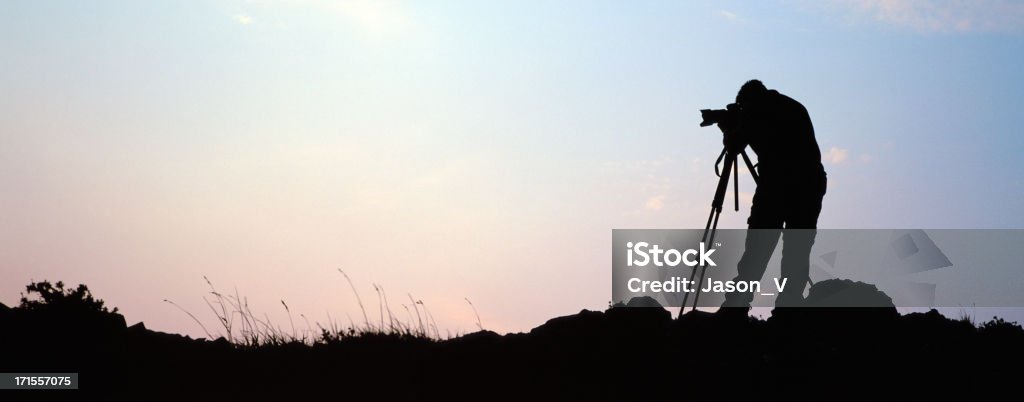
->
[[2, 1, 1023, 335]]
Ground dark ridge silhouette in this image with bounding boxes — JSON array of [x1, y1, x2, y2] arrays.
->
[[2, 280, 1023, 401]]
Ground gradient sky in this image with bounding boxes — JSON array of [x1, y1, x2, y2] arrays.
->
[[3, 1, 1024, 337]]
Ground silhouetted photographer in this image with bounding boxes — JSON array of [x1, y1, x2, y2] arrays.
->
[[710, 80, 828, 310]]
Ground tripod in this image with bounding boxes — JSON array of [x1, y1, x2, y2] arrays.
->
[[678, 147, 759, 317]]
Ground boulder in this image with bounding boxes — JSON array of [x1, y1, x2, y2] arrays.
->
[[802, 278, 896, 308]]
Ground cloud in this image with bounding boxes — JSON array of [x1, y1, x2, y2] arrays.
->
[[823, 146, 849, 165], [326, 0, 411, 35], [607, 157, 679, 214], [234, 14, 254, 25], [827, 0, 1024, 33], [645, 195, 666, 211], [718, 10, 741, 21]]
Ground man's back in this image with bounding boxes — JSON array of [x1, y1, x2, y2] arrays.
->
[[743, 90, 825, 182]]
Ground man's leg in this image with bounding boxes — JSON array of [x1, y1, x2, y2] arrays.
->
[[776, 229, 815, 306], [722, 187, 783, 308], [776, 175, 826, 307]]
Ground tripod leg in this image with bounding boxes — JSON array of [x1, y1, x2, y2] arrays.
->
[[681, 206, 718, 316], [734, 158, 739, 211], [681, 150, 736, 315], [691, 210, 721, 310], [740, 150, 759, 185]]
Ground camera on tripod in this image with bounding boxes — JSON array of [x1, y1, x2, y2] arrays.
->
[[699, 103, 742, 128]]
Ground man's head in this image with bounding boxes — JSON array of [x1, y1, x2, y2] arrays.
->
[[736, 79, 768, 108]]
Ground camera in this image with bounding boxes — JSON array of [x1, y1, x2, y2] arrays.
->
[[699, 103, 742, 127]]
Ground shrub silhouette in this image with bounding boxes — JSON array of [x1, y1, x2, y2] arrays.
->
[[19, 280, 117, 314]]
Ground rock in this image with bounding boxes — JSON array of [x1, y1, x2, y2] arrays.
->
[[610, 296, 667, 309], [802, 279, 896, 309], [460, 329, 500, 342], [110, 312, 128, 330], [444, 330, 501, 347], [530, 309, 605, 338], [624, 296, 664, 308], [770, 279, 899, 324], [606, 296, 671, 324]]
